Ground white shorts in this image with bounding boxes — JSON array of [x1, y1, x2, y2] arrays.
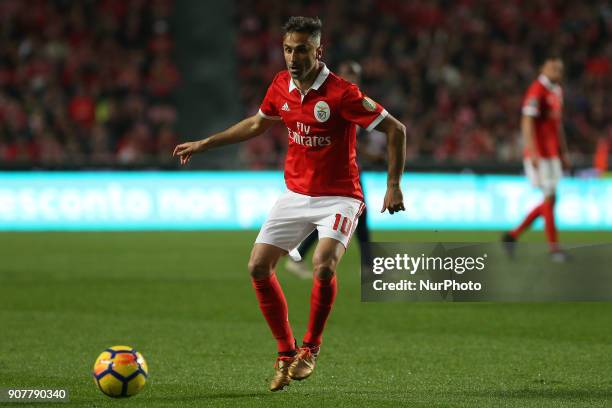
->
[[255, 190, 365, 252], [524, 157, 562, 196]]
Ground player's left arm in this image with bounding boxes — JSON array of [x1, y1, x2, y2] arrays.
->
[[558, 121, 571, 170], [374, 114, 406, 214], [556, 88, 571, 170]]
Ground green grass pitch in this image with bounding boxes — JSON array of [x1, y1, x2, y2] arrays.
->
[[1, 230, 611, 407]]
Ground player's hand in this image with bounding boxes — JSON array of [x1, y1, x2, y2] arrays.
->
[[172, 140, 204, 165], [531, 155, 540, 169], [381, 185, 405, 214]]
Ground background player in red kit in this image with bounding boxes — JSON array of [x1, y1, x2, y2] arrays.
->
[[503, 56, 570, 262], [173, 17, 406, 391]]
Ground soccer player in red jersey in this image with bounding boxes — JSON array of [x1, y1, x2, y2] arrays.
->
[[173, 17, 406, 391], [285, 60, 379, 278], [503, 56, 570, 262]]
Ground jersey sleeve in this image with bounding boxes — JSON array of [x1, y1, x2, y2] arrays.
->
[[340, 84, 388, 131], [258, 75, 282, 120], [522, 83, 543, 117]]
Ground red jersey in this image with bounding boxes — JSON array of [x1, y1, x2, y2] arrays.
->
[[258, 63, 387, 201], [521, 75, 563, 158]]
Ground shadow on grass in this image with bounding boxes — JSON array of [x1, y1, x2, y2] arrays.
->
[[147, 391, 271, 402], [467, 388, 612, 400], [146, 388, 396, 403]]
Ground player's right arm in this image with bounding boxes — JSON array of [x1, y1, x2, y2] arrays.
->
[[521, 114, 539, 167], [173, 114, 276, 165], [521, 84, 542, 167]]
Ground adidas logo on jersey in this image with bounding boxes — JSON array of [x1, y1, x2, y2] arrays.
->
[[282, 102, 290, 111]]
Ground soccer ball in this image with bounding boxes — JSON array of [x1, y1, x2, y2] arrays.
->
[[93, 345, 148, 398]]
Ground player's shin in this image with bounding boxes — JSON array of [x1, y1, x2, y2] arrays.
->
[[542, 195, 559, 252], [511, 203, 543, 239], [303, 274, 338, 347], [251, 273, 296, 354]]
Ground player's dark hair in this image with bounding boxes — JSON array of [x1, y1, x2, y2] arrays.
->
[[536, 52, 562, 67], [283, 16, 322, 42]]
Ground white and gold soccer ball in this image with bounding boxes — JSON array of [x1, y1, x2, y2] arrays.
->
[[93, 345, 148, 398]]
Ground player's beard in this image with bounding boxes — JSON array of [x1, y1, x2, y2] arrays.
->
[[289, 60, 315, 81], [289, 67, 301, 79], [288, 65, 304, 80]]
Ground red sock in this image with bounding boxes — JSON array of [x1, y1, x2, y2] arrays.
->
[[251, 273, 295, 353], [542, 197, 559, 251], [303, 275, 337, 347], [511, 203, 543, 238]]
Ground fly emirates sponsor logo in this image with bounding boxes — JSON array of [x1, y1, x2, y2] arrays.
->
[[288, 122, 331, 147]]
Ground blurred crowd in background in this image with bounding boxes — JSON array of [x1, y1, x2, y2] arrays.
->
[[0, 0, 178, 167], [236, 0, 612, 169], [0, 0, 610, 169]]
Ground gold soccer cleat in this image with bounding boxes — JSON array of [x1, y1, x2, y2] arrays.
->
[[269, 356, 295, 391], [288, 347, 318, 381]]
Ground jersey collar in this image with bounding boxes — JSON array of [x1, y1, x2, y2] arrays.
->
[[288, 62, 330, 94], [538, 74, 560, 92]]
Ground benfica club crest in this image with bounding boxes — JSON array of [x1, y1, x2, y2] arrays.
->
[[314, 100, 330, 122]]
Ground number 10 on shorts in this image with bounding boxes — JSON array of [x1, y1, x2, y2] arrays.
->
[[332, 214, 352, 236]]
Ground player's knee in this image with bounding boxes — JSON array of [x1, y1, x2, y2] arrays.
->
[[247, 258, 273, 279], [312, 259, 336, 279]]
